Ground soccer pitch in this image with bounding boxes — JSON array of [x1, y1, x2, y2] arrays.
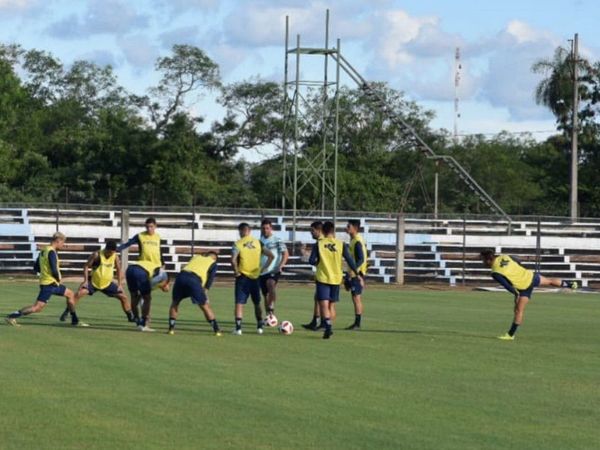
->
[[1, 281, 599, 450]]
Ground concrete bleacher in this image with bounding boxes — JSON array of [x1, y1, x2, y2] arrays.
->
[[2, 206, 600, 288]]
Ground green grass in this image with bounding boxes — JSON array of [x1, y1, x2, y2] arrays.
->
[[1, 281, 599, 450]]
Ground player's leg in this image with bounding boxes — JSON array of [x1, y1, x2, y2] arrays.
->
[[198, 301, 222, 336], [139, 293, 153, 331], [250, 279, 264, 333], [319, 299, 333, 339], [265, 276, 278, 316], [167, 300, 180, 334], [346, 278, 364, 330], [5, 298, 48, 326], [130, 292, 141, 324], [105, 283, 135, 323], [538, 274, 577, 289], [233, 276, 249, 335], [499, 295, 529, 340], [64, 287, 87, 326], [61, 284, 89, 322], [302, 296, 321, 330]]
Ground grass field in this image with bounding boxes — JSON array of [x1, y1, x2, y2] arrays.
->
[[1, 280, 599, 450]]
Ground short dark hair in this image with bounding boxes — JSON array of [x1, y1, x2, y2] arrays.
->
[[145, 217, 157, 225], [238, 222, 250, 231], [310, 221, 323, 230], [480, 249, 496, 260], [261, 218, 273, 227], [347, 219, 361, 230], [322, 221, 335, 235], [206, 250, 219, 258], [105, 240, 117, 251]]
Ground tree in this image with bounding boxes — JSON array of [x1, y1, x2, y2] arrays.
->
[[144, 45, 221, 133]]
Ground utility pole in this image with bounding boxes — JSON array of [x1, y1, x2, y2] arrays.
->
[[570, 33, 579, 221], [453, 47, 461, 144]]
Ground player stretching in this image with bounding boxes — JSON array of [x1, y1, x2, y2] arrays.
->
[[480, 250, 577, 340], [345, 220, 367, 330], [302, 221, 324, 330], [126, 260, 164, 331], [59, 241, 136, 324], [167, 252, 222, 336], [6, 232, 86, 327], [309, 221, 360, 339], [231, 222, 274, 335], [259, 218, 289, 323]]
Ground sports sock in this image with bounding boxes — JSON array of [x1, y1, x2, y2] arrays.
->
[[70, 311, 79, 324], [125, 310, 135, 322], [139, 317, 147, 327], [324, 318, 332, 332], [209, 319, 220, 332], [235, 317, 242, 331], [508, 322, 519, 337], [267, 307, 274, 315], [355, 314, 362, 326], [168, 317, 176, 330], [8, 311, 22, 319]]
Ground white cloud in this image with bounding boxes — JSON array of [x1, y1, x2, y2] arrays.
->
[[118, 34, 159, 68], [47, 0, 149, 39]]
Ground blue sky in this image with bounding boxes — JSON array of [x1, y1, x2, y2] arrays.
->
[[1, 0, 598, 159]]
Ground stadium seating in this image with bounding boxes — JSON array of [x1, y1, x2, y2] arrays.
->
[[1, 207, 600, 288]]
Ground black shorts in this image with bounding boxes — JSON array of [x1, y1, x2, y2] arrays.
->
[[259, 272, 281, 296]]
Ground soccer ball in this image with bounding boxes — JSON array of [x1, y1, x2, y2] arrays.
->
[[265, 314, 278, 327], [279, 320, 294, 335]]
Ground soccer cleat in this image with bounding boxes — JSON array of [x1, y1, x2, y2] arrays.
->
[[71, 322, 90, 328], [345, 323, 361, 330], [257, 327, 264, 335], [301, 322, 319, 331], [231, 329, 242, 336], [571, 281, 578, 291], [214, 330, 223, 337], [167, 329, 175, 335], [59, 309, 70, 322], [322, 329, 333, 339], [5, 317, 20, 327], [497, 333, 515, 341], [138, 325, 156, 332]]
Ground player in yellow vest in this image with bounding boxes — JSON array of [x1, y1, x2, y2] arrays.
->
[[167, 252, 222, 336], [231, 222, 274, 335], [345, 220, 367, 330], [126, 259, 164, 332], [480, 250, 577, 340], [118, 216, 164, 266], [309, 221, 361, 339], [301, 221, 325, 330], [59, 241, 136, 324], [6, 232, 83, 327]]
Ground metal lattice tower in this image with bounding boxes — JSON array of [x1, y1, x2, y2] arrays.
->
[[281, 11, 340, 245], [282, 10, 511, 233]]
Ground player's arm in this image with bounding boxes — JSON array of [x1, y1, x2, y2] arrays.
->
[[48, 250, 61, 283], [261, 243, 275, 273], [278, 241, 289, 272], [115, 254, 123, 289], [511, 255, 527, 269], [353, 244, 365, 275], [160, 239, 165, 267], [33, 253, 40, 274], [342, 243, 360, 276], [308, 244, 319, 266], [82, 252, 99, 286], [492, 272, 518, 296], [231, 245, 240, 277], [117, 234, 140, 252], [205, 262, 218, 290]]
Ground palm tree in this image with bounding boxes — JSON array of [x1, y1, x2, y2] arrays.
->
[[532, 46, 591, 132]]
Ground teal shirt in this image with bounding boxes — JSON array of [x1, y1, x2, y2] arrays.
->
[[260, 235, 287, 274]]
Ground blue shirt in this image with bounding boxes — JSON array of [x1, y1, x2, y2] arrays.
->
[[260, 235, 287, 274]]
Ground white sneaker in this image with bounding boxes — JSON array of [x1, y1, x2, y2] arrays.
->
[[138, 326, 156, 332], [231, 329, 242, 336], [72, 322, 90, 328], [257, 327, 264, 335]]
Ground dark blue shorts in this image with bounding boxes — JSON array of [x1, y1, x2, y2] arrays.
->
[[37, 284, 67, 302], [173, 271, 207, 305], [344, 274, 363, 295], [259, 271, 281, 296], [126, 265, 151, 296], [519, 273, 541, 298], [86, 282, 122, 297], [315, 282, 340, 302], [235, 275, 261, 305]]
